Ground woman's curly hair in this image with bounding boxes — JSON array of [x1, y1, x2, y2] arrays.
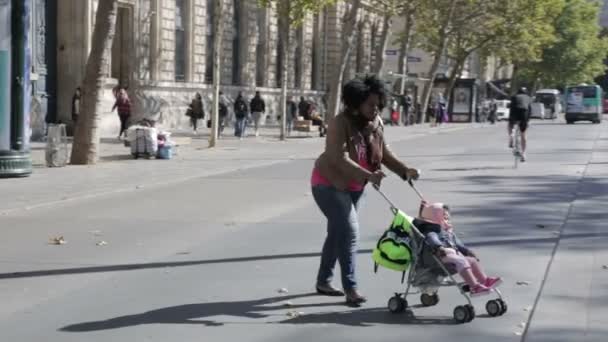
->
[[341, 75, 388, 113]]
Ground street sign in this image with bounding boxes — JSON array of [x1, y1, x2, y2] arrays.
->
[[385, 49, 398, 56], [407, 56, 422, 63]]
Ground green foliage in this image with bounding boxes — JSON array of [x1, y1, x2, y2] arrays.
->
[[258, 0, 336, 26], [517, 0, 608, 87]]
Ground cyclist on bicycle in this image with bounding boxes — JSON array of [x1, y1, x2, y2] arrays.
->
[[508, 87, 531, 162]]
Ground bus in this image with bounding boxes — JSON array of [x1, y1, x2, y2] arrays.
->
[[564, 84, 603, 124]]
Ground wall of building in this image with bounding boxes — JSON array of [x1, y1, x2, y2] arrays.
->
[[54, 0, 385, 137]]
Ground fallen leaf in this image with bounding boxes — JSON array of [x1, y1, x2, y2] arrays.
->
[[514, 332, 522, 336], [286, 311, 299, 318], [518, 322, 527, 328], [284, 301, 294, 307], [523, 306, 533, 311], [551, 231, 561, 236], [96, 241, 108, 246], [277, 288, 289, 294], [535, 224, 546, 229], [49, 236, 66, 245], [516, 281, 531, 286]]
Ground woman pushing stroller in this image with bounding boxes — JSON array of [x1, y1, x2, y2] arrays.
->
[[418, 201, 502, 296]]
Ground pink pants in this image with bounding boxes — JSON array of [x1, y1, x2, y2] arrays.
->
[[441, 248, 480, 273]]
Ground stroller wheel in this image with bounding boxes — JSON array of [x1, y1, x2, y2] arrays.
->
[[465, 304, 476, 322], [453, 305, 469, 323], [486, 300, 502, 317], [388, 295, 407, 314], [497, 299, 508, 315], [420, 293, 439, 307]]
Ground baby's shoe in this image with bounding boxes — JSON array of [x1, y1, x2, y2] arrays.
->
[[470, 283, 491, 297], [484, 277, 503, 289]]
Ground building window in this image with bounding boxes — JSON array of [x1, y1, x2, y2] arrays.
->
[[294, 27, 303, 89], [370, 23, 377, 70], [256, 8, 267, 87], [355, 24, 364, 73], [205, 0, 214, 84], [175, 0, 188, 82], [232, 0, 240, 85], [276, 22, 283, 87]]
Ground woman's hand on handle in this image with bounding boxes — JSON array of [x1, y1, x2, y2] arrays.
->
[[368, 170, 386, 187], [406, 168, 421, 181]]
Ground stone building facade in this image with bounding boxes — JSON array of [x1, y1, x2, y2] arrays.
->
[[55, 0, 388, 136]]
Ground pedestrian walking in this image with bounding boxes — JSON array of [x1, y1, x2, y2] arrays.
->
[[287, 97, 298, 135], [234, 92, 249, 139], [71, 87, 81, 124], [250, 91, 266, 137], [218, 91, 229, 136], [111, 87, 132, 139], [310, 75, 419, 305], [186, 92, 205, 134]]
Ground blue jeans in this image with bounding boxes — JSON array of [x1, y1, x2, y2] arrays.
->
[[234, 117, 247, 137], [312, 184, 364, 291]]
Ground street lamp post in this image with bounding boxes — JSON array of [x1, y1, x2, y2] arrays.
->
[[0, 0, 32, 177]]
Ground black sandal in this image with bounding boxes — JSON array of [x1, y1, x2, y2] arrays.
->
[[316, 285, 344, 296]]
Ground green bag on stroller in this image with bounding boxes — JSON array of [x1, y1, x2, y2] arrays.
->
[[372, 210, 415, 273]]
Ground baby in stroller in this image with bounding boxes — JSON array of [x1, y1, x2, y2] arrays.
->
[[418, 201, 502, 296]]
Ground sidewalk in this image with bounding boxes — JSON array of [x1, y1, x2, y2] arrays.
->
[[523, 124, 608, 341], [2, 123, 473, 215]]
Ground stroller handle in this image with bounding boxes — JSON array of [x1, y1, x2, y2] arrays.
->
[[373, 183, 427, 239]]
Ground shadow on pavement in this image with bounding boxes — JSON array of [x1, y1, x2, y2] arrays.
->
[[277, 308, 458, 326], [60, 293, 339, 331], [2, 232, 607, 280], [60, 292, 459, 332]]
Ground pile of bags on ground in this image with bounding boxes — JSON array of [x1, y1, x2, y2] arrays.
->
[[125, 120, 175, 160]]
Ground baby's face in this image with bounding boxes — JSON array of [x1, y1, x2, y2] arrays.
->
[[443, 210, 451, 225]]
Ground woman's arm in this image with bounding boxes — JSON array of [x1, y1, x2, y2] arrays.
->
[[381, 141, 411, 179]]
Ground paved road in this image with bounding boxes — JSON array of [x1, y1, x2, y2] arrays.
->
[[0, 118, 606, 341]]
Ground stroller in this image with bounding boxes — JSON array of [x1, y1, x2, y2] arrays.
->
[[372, 181, 507, 323]]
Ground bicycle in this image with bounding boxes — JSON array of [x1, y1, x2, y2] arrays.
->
[[511, 125, 521, 169]]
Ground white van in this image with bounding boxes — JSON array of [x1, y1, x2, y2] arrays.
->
[[494, 100, 511, 121], [532, 89, 561, 119]]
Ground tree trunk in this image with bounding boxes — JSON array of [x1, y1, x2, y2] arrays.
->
[[420, 46, 445, 123], [277, 1, 290, 141], [510, 64, 520, 96], [420, 2, 457, 122], [327, 0, 362, 121], [374, 12, 392, 76], [209, 0, 225, 148], [397, 11, 414, 92], [70, 0, 118, 165], [444, 57, 466, 102]]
